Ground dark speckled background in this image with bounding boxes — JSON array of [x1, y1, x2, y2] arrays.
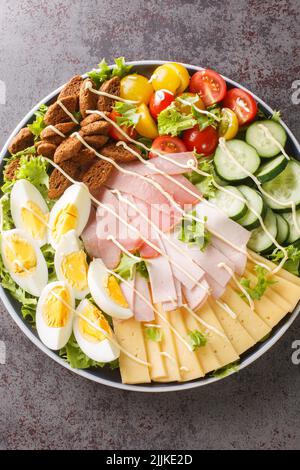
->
[[0, 0, 300, 450]]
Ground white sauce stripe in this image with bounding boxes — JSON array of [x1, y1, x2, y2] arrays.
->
[[183, 303, 227, 339], [218, 262, 254, 310], [57, 100, 79, 124]]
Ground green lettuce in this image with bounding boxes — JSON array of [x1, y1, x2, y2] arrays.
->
[[114, 253, 149, 281], [212, 361, 240, 378], [178, 210, 211, 251], [27, 104, 48, 139], [157, 102, 196, 136], [144, 327, 163, 343], [114, 102, 140, 128], [87, 57, 132, 88], [188, 330, 207, 350], [240, 265, 276, 302]]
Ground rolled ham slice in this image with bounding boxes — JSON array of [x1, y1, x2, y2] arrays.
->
[[119, 152, 196, 176], [133, 272, 154, 322]]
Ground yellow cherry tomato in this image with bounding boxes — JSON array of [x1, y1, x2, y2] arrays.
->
[[120, 74, 153, 104], [177, 92, 205, 114], [135, 103, 158, 139], [219, 107, 239, 140], [150, 64, 181, 94], [165, 63, 190, 93]]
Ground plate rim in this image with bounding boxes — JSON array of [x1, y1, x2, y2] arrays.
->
[[1, 59, 299, 393]]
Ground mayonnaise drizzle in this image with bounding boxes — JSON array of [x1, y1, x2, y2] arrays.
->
[[160, 352, 177, 363], [215, 299, 237, 320], [43, 125, 66, 138], [183, 303, 227, 339], [218, 262, 254, 310], [176, 96, 221, 122], [85, 80, 139, 104], [57, 100, 79, 124], [258, 123, 290, 161], [144, 323, 162, 328], [50, 289, 151, 367]]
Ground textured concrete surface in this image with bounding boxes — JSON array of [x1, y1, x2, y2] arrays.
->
[[0, 0, 300, 450]]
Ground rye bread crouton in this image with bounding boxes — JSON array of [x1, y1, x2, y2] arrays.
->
[[73, 148, 96, 167], [58, 75, 83, 100], [97, 76, 120, 113], [83, 134, 109, 150], [48, 160, 79, 199], [44, 96, 78, 126], [100, 142, 139, 162], [8, 128, 34, 155], [80, 113, 102, 127], [40, 122, 77, 145], [4, 159, 20, 181], [81, 159, 113, 194], [36, 141, 57, 158], [79, 78, 98, 118], [54, 135, 82, 164], [80, 120, 110, 136]]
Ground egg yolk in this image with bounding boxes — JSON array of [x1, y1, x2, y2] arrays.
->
[[105, 275, 129, 308], [61, 250, 88, 291], [4, 235, 37, 275], [52, 203, 78, 243], [21, 201, 48, 241], [79, 303, 111, 343], [42, 286, 71, 328]]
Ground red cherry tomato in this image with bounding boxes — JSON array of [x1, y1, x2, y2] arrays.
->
[[183, 125, 218, 156], [149, 135, 187, 158], [189, 69, 227, 107], [108, 110, 137, 141], [149, 90, 175, 119], [222, 88, 257, 125]]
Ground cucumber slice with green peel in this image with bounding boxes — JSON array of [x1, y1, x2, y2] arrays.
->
[[261, 160, 300, 212], [282, 211, 300, 244], [275, 214, 289, 244], [246, 120, 287, 158], [237, 185, 266, 230], [256, 154, 288, 183], [247, 209, 278, 253], [214, 139, 260, 183], [209, 186, 247, 221]]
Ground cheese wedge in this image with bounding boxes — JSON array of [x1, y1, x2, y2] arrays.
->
[[181, 307, 221, 374], [154, 305, 181, 382], [222, 285, 270, 341], [209, 298, 255, 355], [168, 308, 204, 382], [194, 302, 239, 367], [248, 250, 300, 287], [113, 318, 151, 384], [143, 325, 167, 381]]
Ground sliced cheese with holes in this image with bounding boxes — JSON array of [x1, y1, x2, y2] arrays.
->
[[244, 269, 288, 327], [195, 302, 239, 367], [143, 324, 167, 380], [168, 308, 204, 382], [222, 286, 270, 341], [248, 251, 300, 287], [208, 298, 255, 355], [113, 318, 150, 384], [154, 305, 181, 382], [181, 307, 221, 374]]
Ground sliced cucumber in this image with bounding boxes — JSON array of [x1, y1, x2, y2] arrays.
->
[[282, 211, 300, 244], [275, 214, 289, 244], [247, 209, 278, 253], [214, 139, 260, 183], [246, 120, 287, 158], [209, 186, 247, 221], [261, 160, 300, 212], [256, 154, 288, 183], [237, 185, 265, 230]]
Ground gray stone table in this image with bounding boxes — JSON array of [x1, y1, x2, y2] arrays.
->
[[0, 0, 299, 450]]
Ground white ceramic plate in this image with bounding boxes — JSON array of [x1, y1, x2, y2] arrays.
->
[[1, 61, 300, 392]]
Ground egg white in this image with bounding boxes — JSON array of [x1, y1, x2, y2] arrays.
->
[[0, 228, 48, 296], [36, 281, 75, 350], [88, 259, 133, 320], [10, 179, 49, 246], [73, 299, 120, 363], [48, 183, 91, 249], [54, 230, 89, 299]]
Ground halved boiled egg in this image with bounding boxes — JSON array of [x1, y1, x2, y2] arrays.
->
[[73, 298, 120, 363], [36, 281, 75, 350], [10, 179, 49, 246], [48, 183, 91, 249], [0, 229, 48, 296], [88, 259, 133, 319], [54, 230, 89, 299]]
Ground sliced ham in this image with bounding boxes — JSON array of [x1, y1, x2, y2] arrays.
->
[[133, 272, 154, 322], [151, 174, 201, 207], [182, 278, 209, 310], [120, 279, 135, 312], [211, 236, 247, 275], [139, 241, 161, 259], [119, 152, 196, 176], [147, 242, 177, 304], [162, 278, 183, 311], [81, 206, 101, 259], [130, 195, 181, 234], [205, 274, 226, 299]]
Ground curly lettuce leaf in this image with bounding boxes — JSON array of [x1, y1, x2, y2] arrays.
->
[[0, 194, 14, 230], [157, 103, 196, 136], [27, 104, 48, 139], [88, 57, 132, 88], [17, 155, 49, 198], [212, 361, 239, 378], [178, 210, 211, 251], [240, 265, 276, 301], [188, 330, 207, 350], [144, 327, 163, 343], [114, 102, 140, 128], [114, 253, 149, 281], [112, 57, 133, 78]]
